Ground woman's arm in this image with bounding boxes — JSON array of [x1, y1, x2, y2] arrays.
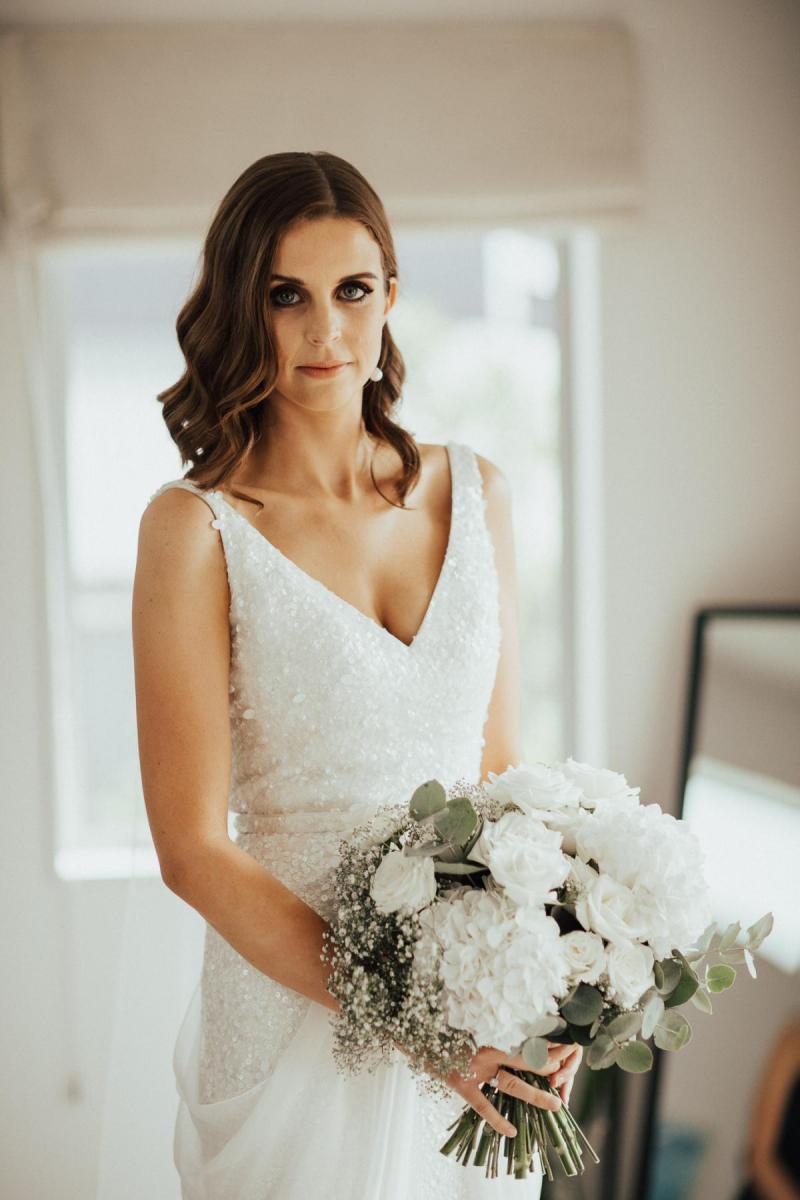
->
[[475, 454, 523, 781], [132, 488, 341, 1014], [474, 453, 584, 1103], [748, 1021, 800, 1200]]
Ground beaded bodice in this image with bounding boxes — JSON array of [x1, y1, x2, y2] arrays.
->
[[149, 440, 501, 855]]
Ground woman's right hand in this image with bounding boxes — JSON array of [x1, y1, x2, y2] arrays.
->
[[394, 1040, 566, 1137], [445, 1043, 567, 1136]]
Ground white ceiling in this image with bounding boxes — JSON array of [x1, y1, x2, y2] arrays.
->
[[0, 0, 627, 27]]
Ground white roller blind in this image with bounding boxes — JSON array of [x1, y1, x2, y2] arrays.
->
[[0, 20, 642, 233]]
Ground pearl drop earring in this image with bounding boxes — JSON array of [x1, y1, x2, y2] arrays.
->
[[369, 365, 383, 382]]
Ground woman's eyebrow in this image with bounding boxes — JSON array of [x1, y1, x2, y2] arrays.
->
[[270, 271, 379, 285]]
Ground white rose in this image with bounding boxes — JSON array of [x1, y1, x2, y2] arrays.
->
[[560, 930, 607, 985], [574, 869, 648, 945], [541, 805, 590, 855], [558, 756, 640, 810], [484, 762, 583, 816], [370, 847, 437, 915], [605, 939, 655, 1007], [470, 810, 570, 906]]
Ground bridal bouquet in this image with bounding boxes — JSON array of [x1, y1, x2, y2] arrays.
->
[[320, 759, 773, 1182]]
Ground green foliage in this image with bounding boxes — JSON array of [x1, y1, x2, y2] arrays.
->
[[528, 1015, 567, 1038], [521, 1036, 551, 1071], [605, 1011, 643, 1041], [408, 779, 448, 821], [561, 983, 604, 1026], [432, 860, 487, 875], [689, 987, 713, 1014], [664, 958, 700, 1008], [718, 921, 741, 951], [642, 992, 665, 1039], [653, 1010, 692, 1051], [617, 1041, 653, 1073], [746, 912, 774, 951], [586, 1034, 619, 1070], [653, 958, 682, 995], [433, 797, 479, 845], [706, 963, 736, 993]]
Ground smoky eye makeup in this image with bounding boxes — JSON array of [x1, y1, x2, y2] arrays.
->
[[268, 279, 374, 308]]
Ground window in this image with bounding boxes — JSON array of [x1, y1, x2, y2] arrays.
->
[[39, 227, 581, 880]]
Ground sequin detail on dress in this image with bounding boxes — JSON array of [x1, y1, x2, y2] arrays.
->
[[149, 442, 542, 1199]]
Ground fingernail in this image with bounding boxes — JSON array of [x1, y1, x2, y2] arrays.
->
[[506, 1125, 517, 1136]]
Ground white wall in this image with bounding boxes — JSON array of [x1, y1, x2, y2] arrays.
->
[[1, 3, 798, 1198]]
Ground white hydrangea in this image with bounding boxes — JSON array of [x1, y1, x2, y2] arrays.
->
[[413, 885, 570, 1054]]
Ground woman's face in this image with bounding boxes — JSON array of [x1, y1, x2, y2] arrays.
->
[[266, 215, 397, 412]]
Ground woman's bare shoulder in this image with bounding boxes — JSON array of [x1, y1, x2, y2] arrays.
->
[[471, 449, 511, 499], [136, 485, 227, 594]]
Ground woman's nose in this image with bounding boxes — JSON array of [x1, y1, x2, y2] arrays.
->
[[305, 302, 342, 344]]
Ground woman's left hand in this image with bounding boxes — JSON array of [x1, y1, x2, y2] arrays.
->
[[543, 1042, 583, 1104]]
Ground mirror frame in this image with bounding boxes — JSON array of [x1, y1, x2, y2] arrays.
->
[[633, 602, 800, 1199]]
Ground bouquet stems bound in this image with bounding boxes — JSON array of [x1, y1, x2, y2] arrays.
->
[[439, 1067, 600, 1181]]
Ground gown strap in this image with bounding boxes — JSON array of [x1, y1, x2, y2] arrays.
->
[[147, 478, 225, 523]]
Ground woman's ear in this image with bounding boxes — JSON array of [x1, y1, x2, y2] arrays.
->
[[383, 276, 398, 320]]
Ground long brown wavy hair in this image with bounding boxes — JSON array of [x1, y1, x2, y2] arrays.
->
[[157, 150, 421, 511]]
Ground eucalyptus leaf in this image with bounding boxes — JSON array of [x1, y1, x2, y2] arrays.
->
[[606, 1011, 644, 1042], [746, 912, 774, 950], [718, 947, 747, 964], [683, 949, 707, 964], [462, 817, 485, 860], [719, 921, 741, 951], [409, 779, 448, 821], [528, 1015, 567, 1038], [654, 958, 683, 996], [432, 861, 488, 875], [586, 1034, 620, 1070], [706, 963, 736, 993], [433, 797, 479, 845], [403, 840, 447, 858], [696, 922, 718, 954], [642, 994, 665, 1040], [521, 1036, 550, 1072], [434, 842, 470, 864], [744, 947, 758, 979], [617, 1040, 653, 1073], [589, 1014, 604, 1039], [561, 983, 604, 1026], [664, 963, 700, 1009], [653, 1010, 692, 1051], [690, 988, 713, 1014]]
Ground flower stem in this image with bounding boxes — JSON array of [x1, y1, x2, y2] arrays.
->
[[438, 1066, 600, 1178]]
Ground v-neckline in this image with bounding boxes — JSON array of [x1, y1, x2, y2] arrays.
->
[[210, 441, 458, 652]]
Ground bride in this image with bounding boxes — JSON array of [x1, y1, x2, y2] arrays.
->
[[133, 150, 582, 1198]]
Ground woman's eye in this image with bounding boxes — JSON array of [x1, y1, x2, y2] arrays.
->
[[340, 282, 372, 302], [269, 282, 373, 307]]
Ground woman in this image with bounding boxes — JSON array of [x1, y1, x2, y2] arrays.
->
[[133, 150, 582, 1198]]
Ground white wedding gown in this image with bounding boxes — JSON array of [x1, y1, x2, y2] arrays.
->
[[149, 441, 543, 1199]]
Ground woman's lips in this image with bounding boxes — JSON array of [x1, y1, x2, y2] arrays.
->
[[297, 363, 350, 377]]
